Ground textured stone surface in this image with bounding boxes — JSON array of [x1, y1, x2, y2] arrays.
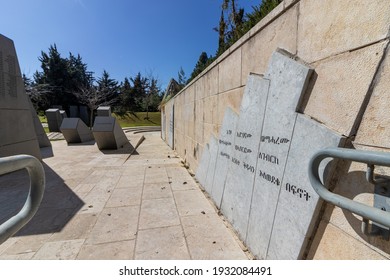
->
[[138, 197, 180, 230], [60, 118, 94, 143], [304, 41, 388, 136], [246, 50, 312, 259], [174, 189, 215, 217], [266, 114, 343, 260], [77, 240, 135, 260], [96, 106, 111, 116], [168, 101, 174, 149], [309, 222, 387, 260], [218, 49, 242, 92], [221, 74, 269, 240], [195, 141, 210, 188], [241, 5, 298, 80], [355, 45, 390, 148], [28, 98, 51, 148], [135, 226, 189, 260], [0, 34, 41, 159], [32, 239, 84, 260], [298, 0, 390, 63], [46, 108, 63, 132], [1, 132, 248, 260], [92, 116, 130, 150], [181, 214, 248, 260], [204, 136, 219, 194], [211, 107, 238, 207]]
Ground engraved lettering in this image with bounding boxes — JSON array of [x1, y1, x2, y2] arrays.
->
[[220, 151, 230, 159], [243, 162, 255, 173], [234, 145, 252, 154], [258, 152, 279, 165], [285, 183, 310, 201], [236, 132, 252, 138], [258, 170, 280, 186], [260, 135, 290, 145], [219, 139, 231, 146]]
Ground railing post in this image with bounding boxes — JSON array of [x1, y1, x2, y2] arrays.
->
[[0, 155, 45, 244], [309, 147, 390, 232]]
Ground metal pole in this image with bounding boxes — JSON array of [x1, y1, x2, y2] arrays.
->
[[308, 147, 390, 228], [0, 155, 45, 244]]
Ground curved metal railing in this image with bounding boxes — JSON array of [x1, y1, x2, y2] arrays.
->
[[309, 147, 390, 230], [0, 155, 45, 244]]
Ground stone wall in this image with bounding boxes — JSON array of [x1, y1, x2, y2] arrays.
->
[[161, 0, 390, 259], [0, 34, 42, 160]]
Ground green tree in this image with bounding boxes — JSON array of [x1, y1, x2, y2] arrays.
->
[[130, 72, 149, 111], [177, 67, 187, 89], [33, 44, 93, 111], [96, 70, 119, 105], [188, 52, 214, 83]]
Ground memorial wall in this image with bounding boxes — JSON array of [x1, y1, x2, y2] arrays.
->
[[0, 34, 42, 159], [161, 0, 390, 259]]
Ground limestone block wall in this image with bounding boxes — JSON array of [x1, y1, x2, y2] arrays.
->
[[161, 0, 390, 259]]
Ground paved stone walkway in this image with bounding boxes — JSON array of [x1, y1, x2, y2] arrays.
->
[[0, 131, 250, 260]]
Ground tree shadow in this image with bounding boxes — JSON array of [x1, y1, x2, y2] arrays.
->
[[0, 163, 84, 236]]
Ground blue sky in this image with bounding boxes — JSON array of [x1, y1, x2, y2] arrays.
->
[[1, 0, 260, 89]]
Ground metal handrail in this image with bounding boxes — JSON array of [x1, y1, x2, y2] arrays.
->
[[309, 147, 390, 229], [0, 155, 45, 244]]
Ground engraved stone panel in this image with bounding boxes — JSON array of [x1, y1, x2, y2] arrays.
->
[[246, 50, 313, 259], [203, 136, 219, 194], [266, 114, 344, 259], [220, 74, 269, 240], [0, 34, 40, 158], [210, 107, 238, 208], [195, 142, 210, 188]]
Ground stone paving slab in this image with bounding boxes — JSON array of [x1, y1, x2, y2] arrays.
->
[[0, 131, 249, 260]]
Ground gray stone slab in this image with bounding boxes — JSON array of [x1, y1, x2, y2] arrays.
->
[[60, 110, 67, 119], [210, 107, 238, 208], [92, 116, 129, 150], [45, 108, 63, 132], [168, 102, 174, 149], [266, 114, 344, 259], [0, 34, 41, 158], [27, 98, 51, 148], [204, 136, 219, 194], [195, 142, 210, 188], [97, 106, 111, 116], [220, 74, 269, 241], [245, 50, 313, 259], [79, 106, 90, 127], [69, 105, 79, 118], [60, 118, 94, 143]]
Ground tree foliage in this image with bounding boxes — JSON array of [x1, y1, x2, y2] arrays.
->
[[28, 44, 162, 117], [188, 52, 214, 83], [186, 0, 282, 85]]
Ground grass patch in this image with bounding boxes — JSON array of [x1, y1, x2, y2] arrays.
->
[[113, 112, 161, 127], [39, 115, 47, 123], [39, 111, 161, 129]]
